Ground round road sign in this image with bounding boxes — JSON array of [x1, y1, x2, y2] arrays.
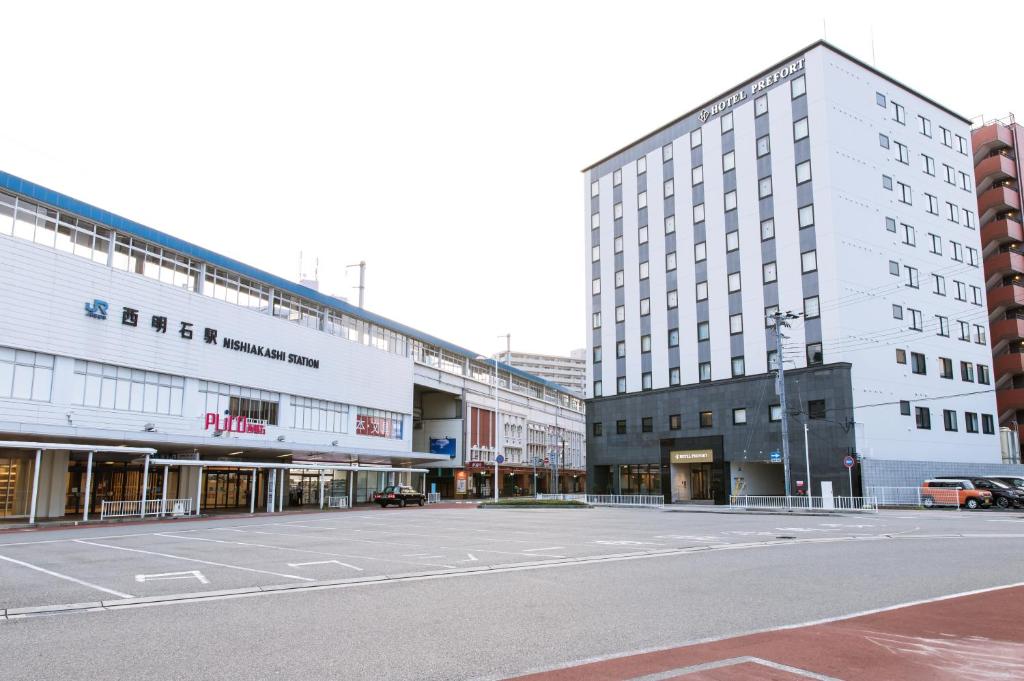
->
[[843, 455, 855, 469], [495, 454, 505, 464]]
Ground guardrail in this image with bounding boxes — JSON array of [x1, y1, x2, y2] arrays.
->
[[866, 486, 961, 508], [326, 496, 350, 509], [426, 492, 441, 504], [728, 495, 878, 513], [99, 498, 193, 519], [535, 494, 664, 507]]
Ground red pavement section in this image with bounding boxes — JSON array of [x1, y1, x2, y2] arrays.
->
[[513, 585, 1024, 681]]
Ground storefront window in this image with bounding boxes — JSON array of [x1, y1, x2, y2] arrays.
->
[[618, 464, 662, 495]]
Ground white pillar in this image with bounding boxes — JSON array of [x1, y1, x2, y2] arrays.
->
[[266, 468, 275, 513], [140, 454, 150, 518], [318, 470, 325, 510], [29, 448, 42, 524], [160, 465, 169, 517], [82, 451, 94, 522], [348, 470, 355, 508], [278, 469, 285, 512], [195, 465, 203, 516], [250, 469, 257, 514]]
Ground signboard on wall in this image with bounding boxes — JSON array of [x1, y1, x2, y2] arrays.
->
[[356, 414, 402, 439], [670, 449, 714, 464], [456, 478, 467, 494], [429, 437, 457, 458]]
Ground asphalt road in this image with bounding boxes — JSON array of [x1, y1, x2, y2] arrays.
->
[[1, 507, 1022, 680]]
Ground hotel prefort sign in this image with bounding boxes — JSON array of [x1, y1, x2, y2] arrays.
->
[[697, 58, 805, 123]]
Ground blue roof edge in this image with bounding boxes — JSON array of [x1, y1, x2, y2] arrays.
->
[[0, 170, 576, 397]]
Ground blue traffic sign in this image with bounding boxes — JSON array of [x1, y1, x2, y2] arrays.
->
[[843, 455, 855, 469], [769, 451, 781, 463], [495, 454, 505, 464]]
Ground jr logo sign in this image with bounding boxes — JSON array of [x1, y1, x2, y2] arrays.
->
[[84, 299, 109, 320]]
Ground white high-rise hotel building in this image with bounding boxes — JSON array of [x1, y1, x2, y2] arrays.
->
[[584, 42, 1000, 501]]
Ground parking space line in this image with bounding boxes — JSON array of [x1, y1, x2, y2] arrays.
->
[[72, 539, 314, 582], [0, 552, 134, 599]]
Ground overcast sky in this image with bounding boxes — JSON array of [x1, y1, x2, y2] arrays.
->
[[2, 1, 1016, 358]]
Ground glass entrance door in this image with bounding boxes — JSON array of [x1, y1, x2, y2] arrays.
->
[[691, 464, 713, 500], [0, 458, 29, 517]]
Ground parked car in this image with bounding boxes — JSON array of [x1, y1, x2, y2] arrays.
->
[[987, 476, 1024, 493], [373, 485, 425, 508], [936, 476, 1024, 509], [919, 479, 992, 509]]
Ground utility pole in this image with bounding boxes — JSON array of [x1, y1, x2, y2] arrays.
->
[[804, 422, 812, 498], [769, 310, 800, 498], [346, 261, 366, 308]]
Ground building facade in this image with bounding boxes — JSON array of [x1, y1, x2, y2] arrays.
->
[[494, 349, 587, 397], [0, 171, 584, 521], [971, 115, 1024, 463], [583, 41, 1000, 502]]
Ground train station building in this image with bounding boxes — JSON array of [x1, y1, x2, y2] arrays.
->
[[0, 171, 585, 522]]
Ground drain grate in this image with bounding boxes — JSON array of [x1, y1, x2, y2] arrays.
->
[[776, 536, 797, 540]]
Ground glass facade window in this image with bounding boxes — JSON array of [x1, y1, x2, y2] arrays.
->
[[199, 381, 280, 424], [73, 360, 183, 415], [618, 464, 661, 495], [355, 407, 404, 439], [291, 396, 350, 433], [0, 347, 54, 402]]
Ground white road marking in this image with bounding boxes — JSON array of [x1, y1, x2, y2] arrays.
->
[[0, 552, 134, 599], [135, 570, 209, 585], [522, 546, 565, 552], [459, 553, 478, 562], [73, 539, 313, 582], [286, 560, 362, 571], [594, 540, 662, 546]]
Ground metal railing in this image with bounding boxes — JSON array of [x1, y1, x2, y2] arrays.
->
[[99, 498, 193, 519], [326, 496, 350, 509], [866, 486, 961, 508], [535, 494, 664, 507], [426, 492, 442, 504], [728, 495, 878, 513]]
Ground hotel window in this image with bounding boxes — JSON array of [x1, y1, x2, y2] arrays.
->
[[291, 396, 351, 434], [918, 115, 931, 137], [692, 165, 703, 186], [876, 92, 886, 107], [615, 270, 624, 288], [933, 274, 946, 296], [614, 235, 623, 253], [590, 181, 599, 197], [697, 321, 710, 341], [910, 352, 927, 375], [974, 324, 987, 345], [765, 304, 779, 327], [668, 328, 679, 347], [959, 172, 971, 191], [198, 381, 279, 424], [905, 266, 919, 289], [761, 218, 775, 241], [791, 75, 806, 98], [879, 133, 890, 149], [665, 214, 676, 234], [731, 356, 745, 377], [616, 419, 626, 434], [592, 312, 601, 328], [0, 347, 55, 402], [637, 191, 647, 209], [690, 128, 703, 149], [669, 414, 681, 430], [726, 230, 739, 252], [943, 165, 955, 185], [936, 315, 949, 337], [929, 234, 942, 255], [798, 204, 814, 229], [808, 400, 827, 420], [921, 154, 934, 176], [667, 290, 678, 309], [615, 305, 625, 323], [965, 412, 979, 434], [638, 225, 648, 244], [896, 348, 907, 364], [639, 261, 649, 279], [963, 210, 975, 229], [943, 410, 958, 432], [617, 377, 627, 395], [794, 117, 809, 141], [640, 298, 651, 316], [758, 176, 773, 199], [959, 320, 970, 341], [591, 245, 600, 262], [669, 367, 680, 386], [806, 342, 823, 366], [925, 194, 938, 214], [767, 351, 779, 371], [898, 182, 912, 204], [886, 216, 897, 232], [961, 361, 975, 382], [613, 169, 622, 186], [754, 94, 768, 116], [769, 404, 782, 422], [733, 408, 748, 425], [724, 190, 737, 212], [699, 362, 711, 383], [693, 203, 705, 223], [591, 212, 600, 230], [763, 261, 778, 283], [804, 295, 820, 319], [795, 161, 812, 184], [642, 373, 653, 391], [956, 135, 968, 155], [895, 141, 909, 164], [642, 416, 653, 432], [699, 410, 713, 428], [756, 135, 770, 157], [641, 334, 652, 353], [801, 250, 817, 273], [892, 304, 902, 320], [892, 101, 905, 124], [592, 278, 601, 295], [941, 127, 952, 147], [728, 272, 741, 293], [594, 380, 602, 397], [940, 357, 953, 379], [951, 241, 963, 262], [909, 308, 923, 331], [593, 422, 603, 437], [982, 414, 995, 435], [889, 260, 900, 276], [721, 111, 734, 133], [883, 175, 893, 191], [593, 346, 602, 363], [662, 143, 673, 162], [899, 400, 911, 416], [971, 286, 982, 306], [613, 202, 623, 219], [664, 178, 674, 198], [637, 156, 647, 174], [967, 247, 978, 266], [694, 241, 707, 262], [666, 251, 677, 271], [729, 313, 743, 335], [722, 150, 735, 172], [946, 202, 958, 223]]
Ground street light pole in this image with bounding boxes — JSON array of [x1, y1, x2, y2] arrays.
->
[[493, 355, 499, 502], [769, 310, 800, 499]]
